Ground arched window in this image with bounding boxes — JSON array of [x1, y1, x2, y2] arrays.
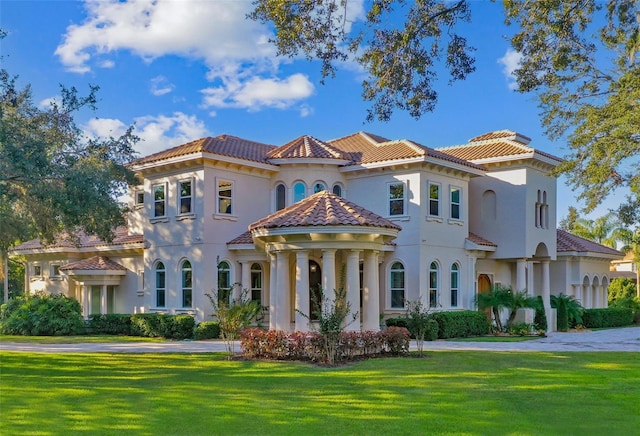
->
[[313, 182, 326, 193], [390, 262, 405, 309], [181, 260, 193, 308], [293, 182, 306, 203], [482, 190, 496, 220], [332, 184, 342, 197], [276, 183, 286, 211], [250, 263, 263, 305], [429, 262, 439, 308], [450, 263, 459, 307], [218, 261, 231, 305], [155, 262, 166, 308]]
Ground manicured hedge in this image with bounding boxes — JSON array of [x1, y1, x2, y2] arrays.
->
[[385, 317, 408, 329], [130, 313, 196, 340], [0, 293, 84, 336], [87, 314, 132, 335], [195, 321, 221, 340], [429, 310, 491, 339], [582, 308, 634, 329]]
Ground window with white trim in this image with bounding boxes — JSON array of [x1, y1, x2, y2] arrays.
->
[[181, 260, 193, 308], [428, 182, 440, 217], [276, 183, 286, 211], [50, 264, 61, 278], [217, 180, 233, 215], [450, 263, 459, 307], [134, 189, 144, 207], [388, 182, 406, 216], [178, 180, 193, 215], [218, 261, 231, 305], [429, 261, 439, 308], [153, 184, 166, 218], [33, 265, 42, 277], [250, 263, 263, 305], [450, 187, 461, 220], [155, 262, 166, 308], [332, 184, 342, 197], [390, 262, 405, 309]]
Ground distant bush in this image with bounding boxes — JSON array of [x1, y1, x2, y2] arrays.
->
[[429, 311, 490, 339], [87, 314, 132, 335], [130, 313, 195, 339], [0, 293, 84, 336], [385, 317, 408, 329], [582, 308, 633, 329], [195, 321, 221, 340]]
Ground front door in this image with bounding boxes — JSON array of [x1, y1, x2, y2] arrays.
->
[[477, 274, 492, 320]]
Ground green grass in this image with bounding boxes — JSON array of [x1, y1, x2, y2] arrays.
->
[[449, 335, 542, 342], [1, 352, 638, 435], [0, 335, 165, 344]]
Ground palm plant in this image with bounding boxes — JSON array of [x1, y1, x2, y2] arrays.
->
[[551, 294, 584, 331], [475, 284, 511, 332], [505, 290, 541, 331]]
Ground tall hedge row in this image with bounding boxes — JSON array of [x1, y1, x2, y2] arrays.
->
[[582, 308, 633, 329], [386, 310, 490, 339]]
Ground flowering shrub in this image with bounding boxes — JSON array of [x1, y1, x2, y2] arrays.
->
[[239, 327, 410, 363]]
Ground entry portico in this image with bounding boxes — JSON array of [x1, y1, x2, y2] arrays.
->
[[246, 191, 400, 332]]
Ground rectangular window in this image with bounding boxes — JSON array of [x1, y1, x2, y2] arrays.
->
[[217, 180, 233, 215], [178, 180, 193, 214], [428, 182, 440, 216], [50, 264, 61, 277], [450, 269, 458, 307], [153, 184, 166, 218], [135, 190, 144, 206], [182, 269, 192, 308], [33, 265, 42, 277], [156, 270, 166, 308], [388, 182, 405, 216], [251, 270, 262, 305], [390, 264, 405, 309], [450, 187, 461, 220]]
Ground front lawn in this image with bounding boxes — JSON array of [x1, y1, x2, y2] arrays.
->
[[1, 351, 638, 435]]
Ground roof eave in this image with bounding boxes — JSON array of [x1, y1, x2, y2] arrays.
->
[[268, 158, 351, 166]]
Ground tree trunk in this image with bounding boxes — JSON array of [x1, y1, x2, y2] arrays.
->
[[1, 249, 8, 303]]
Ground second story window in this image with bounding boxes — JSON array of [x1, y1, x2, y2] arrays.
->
[[179, 180, 193, 214], [293, 182, 306, 203], [155, 262, 166, 308], [388, 182, 406, 216], [134, 189, 144, 207], [429, 182, 440, 216], [332, 184, 342, 197], [217, 180, 233, 215], [450, 187, 461, 220], [313, 182, 326, 193], [276, 184, 286, 211], [153, 184, 166, 217]]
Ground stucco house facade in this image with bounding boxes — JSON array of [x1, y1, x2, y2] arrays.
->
[[12, 130, 623, 331]]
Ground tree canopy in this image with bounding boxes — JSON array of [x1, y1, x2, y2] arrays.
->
[[0, 70, 139, 251], [250, 0, 639, 215]]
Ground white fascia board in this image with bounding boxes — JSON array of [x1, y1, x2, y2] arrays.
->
[[268, 158, 351, 166], [556, 251, 624, 261], [203, 153, 280, 172], [252, 225, 399, 238], [64, 270, 126, 276], [339, 157, 426, 172], [12, 243, 144, 256], [130, 153, 203, 171], [464, 239, 497, 252]]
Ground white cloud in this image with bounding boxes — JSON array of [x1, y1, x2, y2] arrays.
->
[[83, 112, 210, 156], [201, 74, 314, 112], [498, 48, 523, 91], [38, 95, 62, 109], [150, 75, 174, 96]]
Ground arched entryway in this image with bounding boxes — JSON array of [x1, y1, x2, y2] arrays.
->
[[478, 274, 492, 320], [309, 260, 322, 320]]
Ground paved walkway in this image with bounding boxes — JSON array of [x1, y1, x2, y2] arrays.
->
[[1, 326, 638, 353]]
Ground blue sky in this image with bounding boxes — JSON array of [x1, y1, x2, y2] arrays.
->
[[1, 0, 627, 222]]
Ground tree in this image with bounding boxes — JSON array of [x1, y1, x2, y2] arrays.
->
[[559, 206, 580, 232], [475, 284, 511, 332], [565, 212, 629, 249], [551, 294, 584, 331], [206, 288, 262, 359], [0, 66, 139, 299], [403, 299, 437, 357], [504, 290, 540, 331], [504, 0, 639, 215], [249, 0, 475, 122], [608, 278, 637, 302]]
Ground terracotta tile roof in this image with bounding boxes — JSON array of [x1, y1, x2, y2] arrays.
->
[[267, 135, 351, 160], [556, 230, 624, 256], [437, 130, 562, 163], [60, 256, 127, 271], [12, 227, 143, 252], [227, 231, 254, 245], [467, 232, 497, 247], [132, 135, 277, 166], [327, 132, 484, 170], [249, 191, 402, 231], [469, 130, 531, 143]]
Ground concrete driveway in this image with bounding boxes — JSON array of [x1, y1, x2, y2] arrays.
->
[[1, 326, 638, 353]]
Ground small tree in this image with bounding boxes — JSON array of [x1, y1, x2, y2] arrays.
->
[[551, 294, 584, 331], [404, 300, 436, 357], [206, 288, 261, 359], [504, 290, 540, 331], [475, 284, 511, 332], [533, 296, 548, 332], [297, 287, 357, 365]]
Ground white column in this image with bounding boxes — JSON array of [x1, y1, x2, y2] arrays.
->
[[295, 250, 310, 332], [81, 285, 89, 318], [362, 250, 380, 331], [541, 260, 551, 332], [322, 249, 337, 305], [526, 261, 534, 293], [276, 251, 290, 331], [516, 259, 527, 292], [585, 285, 592, 308], [467, 254, 477, 309], [240, 261, 251, 302], [594, 284, 601, 308], [603, 285, 609, 308], [269, 253, 277, 330], [345, 250, 361, 331], [100, 285, 107, 315]]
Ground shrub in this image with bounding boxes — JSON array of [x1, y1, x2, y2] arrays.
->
[[429, 311, 490, 339], [381, 326, 410, 355], [533, 296, 548, 331], [508, 322, 533, 336], [87, 314, 132, 335], [130, 313, 195, 339], [130, 314, 163, 337], [385, 317, 408, 329], [582, 308, 634, 328], [194, 321, 221, 340], [0, 293, 84, 336], [608, 278, 637, 303], [168, 315, 196, 340]]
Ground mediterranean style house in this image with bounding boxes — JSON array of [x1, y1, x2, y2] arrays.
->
[[12, 129, 623, 331]]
